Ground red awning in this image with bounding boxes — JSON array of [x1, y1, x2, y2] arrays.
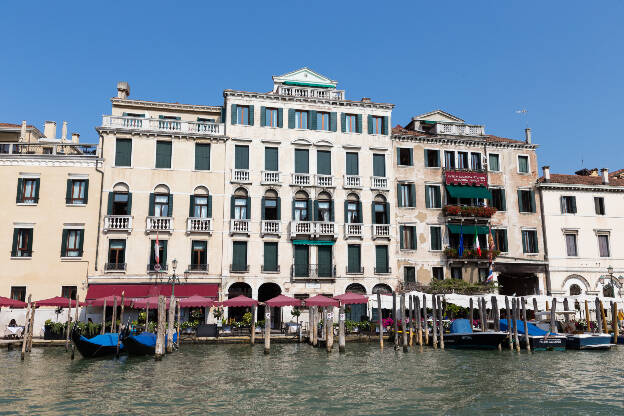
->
[[0, 296, 27, 308], [219, 295, 258, 308], [87, 295, 133, 307], [333, 293, 368, 305], [132, 296, 171, 309], [305, 295, 339, 307], [265, 294, 302, 308], [34, 296, 83, 308], [178, 295, 214, 308], [85, 284, 219, 300]]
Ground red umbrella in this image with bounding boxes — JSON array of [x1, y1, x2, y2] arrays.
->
[[88, 295, 132, 307], [34, 296, 82, 307], [265, 294, 302, 307], [0, 296, 27, 308], [220, 295, 258, 307], [132, 296, 171, 309], [333, 293, 368, 305], [305, 295, 339, 307], [178, 295, 214, 308]]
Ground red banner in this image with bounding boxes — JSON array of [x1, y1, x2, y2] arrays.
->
[[445, 170, 488, 187]]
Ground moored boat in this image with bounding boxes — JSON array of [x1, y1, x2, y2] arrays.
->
[[72, 328, 124, 358], [566, 333, 612, 350], [499, 319, 567, 351], [441, 319, 508, 349], [123, 332, 177, 356]]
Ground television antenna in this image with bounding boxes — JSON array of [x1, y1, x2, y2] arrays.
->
[[515, 109, 529, 128]]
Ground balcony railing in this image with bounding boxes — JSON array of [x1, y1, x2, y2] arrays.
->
[[371, 176, 388, 190], [231, 169, 251, 183], [291, 221, 314, 237], [315, 174, 334, 188], [343, 175, 362, 188], [291, 264, 336, 279], [443, 205, 497, 218], [187, 217, 212, 233], [230, 219, 250, 234], [187, 264, 209, 272], [104, 215, 132, 232], [147, 264, 168, 273], [101, 115, 224, 136], [372, 224, 391, 239], [316, 221, 336, 238], [0, 142, 99, 157], [105, 263, 127, 272], [374, 266, 392, 275], [290, 221, 336, 238], [230, 264, 249, 273], [444, 247, 500, 261], [146, 216, 173, 233], [346, 266, 364, 275], [261, 220, 281, 236], [344, 223, 363, 238], [292, 173, 312, 186], [276, 86, 344, 100], [434, 122, 484, 136], [261, 171, 281, 185]]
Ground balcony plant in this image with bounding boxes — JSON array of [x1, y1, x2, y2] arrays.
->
[[443, 205, 497, 218], [443, 247, 500, 260]]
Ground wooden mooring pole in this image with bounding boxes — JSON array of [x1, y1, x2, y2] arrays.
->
[[338, 304, 346, 353], [513, 299, 521, 352], [492, 296, 501, 350], [117, 291, 125, 358], [585, 300, 591, 332], [155, 296, 166, 360], [431, 295, 438, 349], [101, 298, 106, 335], [469, 298, 474, 331], [176, 299, 181, 350], [376, 293, 383, 350], [65, 297, 72, 352], [438, 296, 444, 350], [521, 297, 531, 352], [478, 298, 485, 333], [251, 304, 256, 346], [392, 292, 399, 350], [550, 298, 557, 334], [563, 298, 570, 324], [264, 307, 271, 354], [111, 296, 117, 334], [415, 295, 422, 346], [27, 302, 36, 352], [505, 296, 512, 350], [166, 293, 175, 353], [326, 307, 334, 352], [401, 294, 408, 352], [423, 295, 429, 346], [21, 295, 32, 361], [71, 295, 80, 360], [145, 303, 149, 332], [613, 302, 619, 339], [600, 301, 608, 334], [408, 295, 414, 347]]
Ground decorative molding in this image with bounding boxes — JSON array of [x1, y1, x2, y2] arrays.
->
[[342, 144, 361, 150], [97, 127, 228, 141], [392, 134, 538, 150], [291, 138, 312, 146], [0, 158, 101, 168], [537, 182, 624, 193], [224, 90, 394, 110], [231, 137, 253, 143], [13, 222, 35, 228], [111, 98, 222, 113], [314, 139, 333, 147], [261, 139, 282, 145], [68, 173, 89, 179], [63, 223, 85, 229], [19, 172, 41, 178], [369, 146, 388, 151]]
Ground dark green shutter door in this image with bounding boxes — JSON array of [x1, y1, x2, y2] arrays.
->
[[521, 231, 527, 253], [60, 229, 68, 257], [201, 242, 207, 265], [34, 179, 40, 202], [292, 199, 296, 220], [195, 143, 210, 170], [220, 106, 226, 123], [344, 201, 349, 223], [231, 104, 237, 125], [294, 245, 309, 276], [517, 190, 524, 212], [434, 186, 441, 207], [425, 186, 431, 208], [313, 200, 319, 221], [409, 184, 416, 207], [115, 139, 132, 166], [162, 240, 168, 265], [295, 149, 309, 173], [373, 154, 385, 177], [408, 148, 414, 165], [399, 225, 404, 249], [148, 193, 155, 216], [330, 112, 337, 132], [288, 109, 295, 129], [306, 200, 312, 220], [248, 105, 254, 126], [189, 195, 195, 217], [245, 197, 251, 219], [65, 180, 72, 203], [318, 246, 332, 276], [208, 195, 212, 218], [384, 203, 390, 224], [127, 192, 132, 214], [265, 147, 278, 171], [264, 242, 278, 272], [230, 196, 235, 219], [261, 197, 266, 220], [168, 194, 173, 216], [530, 190, 536, 213], [309, 110, 317, 130], [277, 108, 283, 128], [502, 230, 508, 252], [330, 200, 334, 221], [375, 246, 388, 272], [26, 229, 33, 253], [397, 183, 403, 207], [371, 203, 376, 224], [235, 145, 249, 170], [83, 180, 89, 204], [348, 245, 360, 272], [260, 106, 266, 127], [276, 197, 281, 219], [156, 141, 172, 169], [317, 151, 331, 175], [78, 230, 84, 257], [500, 189, 506, 211], [346, 152, 358, 175], [340, 113, 346, 132], [382, 116, 388, 135], [356, 114, 362, 133], [397, 148, 402, 165], [16, 178, 23, 203], [356, 201, 362, 223], [107, 192, 114, 215], [233, 242, 247, 271], [367, 115, 373, 134], [11, 229, 18, 256]]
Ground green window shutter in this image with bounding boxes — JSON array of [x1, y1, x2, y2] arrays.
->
[[231, 104, 237, 125], [78, 230, 84, 257], [409, 184, 416, 207], [16, 178, 23, 203], [294, 149, 309, 173], [83, 180, 89, 204], [400, 225, 404, 249], [60, 229, 68, 257], [288, 109, 295, 129], [235, 145, 249, 169], [276, 197, 281, 219], [571, 197, 577, 213], [313, 200, 319, 221], [265, 147, 278, 171], [346, 152, 358, 175], [500, 189, 506, 211], [344, 201, 348, 223], [330, 112, 337, 132], [263, 242, 278, 272], [245, 197, 251, 219], [382, 116, 389, 135], [502, 230, 508, 252], [348, 245, 360, 272], [200, 241, 207, 265], [127, 192, 132, 214], [517, 190, 524, 212], [34, 179, 40, 203], [261, 196, 266, 220], [522, 231, 527, 253], [367, 115, 373, 134], [11, 229, 18, 256], [26, 229, 33, 253], [233, 241, 247, 271], [384, 202, 390, 224], [373, 154, 385, 177], [357, 201, 362, 223], [155, 141, 172, 169], [260, 106, 266, 127], [408, 148, 414, 166], [375, 246, 388, 272], [397, 183, 403, 207], [168, 194, 173, 216], [248, 105, 254, 126], [189, 195, 195, 217], [425, 186, 431, 208], [330, 200, 334, 222], [309, 110, 317, 130], [65, 179, 72, 204], [195, 143, 211, 170], [148, 193, 155, 216], [292, 199, 296, 220], [371, 203, 376, 224], [277, 108, 283, 128], [434, 186, 441, 208], [161, 240, 168, 266], [317, 150, 331, 175], [340, 113, 346, 133], [306, 199, 312, 220], [317, 246, 332, 276], [294, 245, 309, 275], [208, 195, 212, 218], [220, 106, 226, 123], [107, 192, 114, 215], [230, 196, 235, 219], [530, 190, 536, 213], [356, 114, 362, 133], [397, 148, 402, 165], [115, 139, 132, 167]]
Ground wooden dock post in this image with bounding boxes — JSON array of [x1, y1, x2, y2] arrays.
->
[[431, 295, 438, 349], [584, 300, 591, 332], [176, 299, 181, 350], [312, 306, 318, 347], [492, 296, 500, 331], [408, 295, 414, 347], [251, 304, 256, 346], [101, 298, 106, 335], [505, 296, 512, 350], [27, 302, 36, 352], [326, 307, 334, 352], [563, 298, 570, 324], [599, 300, 608, 334], [612, 302, 619, 339], [392, 292, 399, 350], [116, 291, 125, 357], [338, 304, 346, 353], [21, 295, 32, 361], [65, 297, 72, 352], [111, 296, 118, 334], [401, 294, 408, 352], [145, 303, 149, 332], [155, 296, 166, 361], [166, 293, 175, 353], [376, 293, 383, 350], [521, 298, 531, 352], [438, 296, 444, 350], [478, 298, 485, 333], [510, 299, 517, 351], [514, 299, 521, 352], [415, 295, 422, 346], [264, 307, 271, 354], [532, 298, 538, 320], [71, 295, 80, 360], [469, 298, 474, 331], [423, 295, 429, 346], [550, 298, 557, 334]]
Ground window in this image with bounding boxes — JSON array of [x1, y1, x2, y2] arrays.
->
[[265, 107, 278, 128], [373, 154, 386, 177], [10, 287, 26, 302], [317, 150, 331, 175], [263, 242, 278, 272], [561, 196, 577, 214], [155, 141, 172, 169], [518, 155, 529, 173], [444, 151, 455, 169], [236, 105, 250, 125], [154, 194, 170, 217], [400, 226, 416, 250], [522, 230, 538, 254], [294, 149, 309, 173], [107, 239, 126, 269], [457, 152, 469, 169], [316, 200, 332, 222], [598, 235, 610, 257], [317, 246, 333, 277], [234, 197, 248, 220], [451, 267, 463, 280], [565, 233, 578, 257], [293, 199, 309, 221], [61, 286, 77, 300], [195, 143, 210, 170], [149, 239, 167, 269], [66, 179, 88, 205], [489, 188, 506, 211], [191, 241, 208, 271], [397, 148, 413, 166], [347, 244, 361, 274], [265, 147, 278, 172], [570, 284, 582, 296], [375, 245, 389, 274], [115, 138, 132, 167], [193, 196, 209, 218], [404, 267, 416, 283], [424, 149, 440, 168], [371, 116, 383, 134], [594, 197, 605, 215], [430, 226, 442, 251], [62, 229, 84, 258], [262, 196, 278, 220], [425, 185, 441, 208], [373, 200, 388, 224], [345, 201, 360, 223], [295, 110, 308, 129], [110, 192, 130, 215], [317, 112, 330, 131], [234, 145, 249, 170], [293, 245, 309, 277], [488, 154, 500, 172], [398, 183, 416, 207], [493, 229, 508, 252], [432, 267, 444, 280], [518, 189, 536, 213], [16, 178, 39, 204], [344, 114, 357, 132], [345, 152, 359, 175], [478, 268, 489, 283], [471, 152, 482, 170], [11, 228, 33, 257]]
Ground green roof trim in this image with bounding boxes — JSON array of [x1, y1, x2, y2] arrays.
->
[[283, 81, 334, 88], [447, 224, 490, 235], [446, 185, 492, 199], [293, 240, 335, 246]]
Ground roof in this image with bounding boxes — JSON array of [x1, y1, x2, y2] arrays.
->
[[391, 126, 526, 144], [537, 173, 624, 187], [0, 122, 43, 136], [411, 109, 464, 122]]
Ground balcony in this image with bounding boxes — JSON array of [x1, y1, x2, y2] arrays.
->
[[186, 264, 209, 273], [443, 205, 497, 219], [344, 223, 363, 238], [261, 220, 281, 236], [146, 216, 173, 233], [187, 217, 212, 233], [346, 266, 364, 275], [343, 175, 362, 189], [230, 219, 250, 234], [147, 264, 168, 273], [290, 221, 314, 238], [316, 222, 337, 238], [374, 266, 393, 275], [101, 115, 224, 136], [434, 122, 484, 136], [231, 169, 251, 183], [104, 215, 132, 232], [291, 264, 336, 280], [0, 142, 99, 157], [261, 171, 281, 185], [444, 247, 500, 262], [276, 86, 344, 100], [372, 224, 391, 239], [104, 263, 126, 272], [292, 173, 312, 186], [371, 176, 388, 190], [315, 174, 335, 188]]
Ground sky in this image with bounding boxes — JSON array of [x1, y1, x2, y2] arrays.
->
[[1, 1, 623, 174]]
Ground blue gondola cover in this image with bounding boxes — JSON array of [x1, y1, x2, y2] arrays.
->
[[450, 319, 473, 334]]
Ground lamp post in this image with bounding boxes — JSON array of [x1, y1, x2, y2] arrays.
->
[[598, 265, 621, 298], [168, 258, 180, 297]]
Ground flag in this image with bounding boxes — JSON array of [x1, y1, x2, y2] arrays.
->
[[474, 227, 481, 256], [488, 226, 494, 263], [458, 223, 464, 257], [487, 266, 494, 283], [155, 232, 160, 265]]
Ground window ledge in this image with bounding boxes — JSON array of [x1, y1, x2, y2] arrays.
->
[[16, 203, 38, 206], [61, 257, 83, 261], [397, 165, 413, 168], [400, 249, 417, 252], [426, 207, 442, 210], [524, 253, 539, 256], [429, 250, 443, 253], [104, 269, 126, 274], [425, 167, 441, 169], [66, 204, 87, 207], [345, 272, 364, 276], [10, 256, 32, 260], [113, 165, 133, 168], [261, 270, 280, 274]]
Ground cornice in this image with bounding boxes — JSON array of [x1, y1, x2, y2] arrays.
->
[[392, 133, 538, 150], [537, 182, 624, 193], [111, 98, 222, 112], [0, 157, 102, 167], [96, 127, 228, 142]]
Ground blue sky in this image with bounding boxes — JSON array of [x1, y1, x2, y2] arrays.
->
[[2, 1, 623, 174]]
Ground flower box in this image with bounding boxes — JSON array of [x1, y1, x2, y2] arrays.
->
[[443, 205, 497, 218]]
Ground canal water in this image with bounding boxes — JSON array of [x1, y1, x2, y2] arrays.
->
[[0, 344, 622, 415]]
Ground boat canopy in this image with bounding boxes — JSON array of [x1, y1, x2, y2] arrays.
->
[[499, 319, 550, 336], [450, 319, 473, 334]]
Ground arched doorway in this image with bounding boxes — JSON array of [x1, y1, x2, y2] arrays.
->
[[258, 283, 281, 329], [497, 274, 539, 296], [345, 283, 367, 321], [227, 282, 252, 322], [371, 283, 392, 320], [569, 284, 582, 296]]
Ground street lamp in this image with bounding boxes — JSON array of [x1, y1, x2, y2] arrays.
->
[[167, 258, 181, 297]]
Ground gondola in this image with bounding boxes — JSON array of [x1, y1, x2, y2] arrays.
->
[[440, 319, 509, 349], [123, 332, 177, 356], [499, 319, 567, 351], [71, 328, 124, 358], [566, 333, 612, 350]]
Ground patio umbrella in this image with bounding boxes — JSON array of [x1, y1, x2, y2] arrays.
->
[[0, 296, 27, 308], [132, 296, 171, 309], [220, 295, 258, 307], [88, 295, 133, 307], [265, 294, 302, 307], [305, 295, 339, 307], [34, 296, 82, 307], [333, 293, 368, 305], [178, 295, 214, 308]]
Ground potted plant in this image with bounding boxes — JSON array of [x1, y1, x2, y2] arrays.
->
[[44, 320, 66, 340]]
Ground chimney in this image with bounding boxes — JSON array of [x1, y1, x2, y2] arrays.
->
[[601, 168, 609, 184], [117, 81, 130, 99], [71, 133, 80, 144], [20, 120, 27, 141], [525, 128, 532, 144], [61, 121, 68, 142], [542, 166, 550, 182], [44, 121, 56, 139]]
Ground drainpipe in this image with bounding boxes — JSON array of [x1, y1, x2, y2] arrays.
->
[[537, 182, 551, 295], [94, 133, 105, 271]]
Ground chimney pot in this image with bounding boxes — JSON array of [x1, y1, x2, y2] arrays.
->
[[44, 121, 56, 140], [61, 121, 68, 141], [525, 128, 532, 144], [117, 81, 130, 99], [71, 133, 80, 144], [542, 166, 551, 182], [601, 168, 609, 184], [20, 120, 27, 141]]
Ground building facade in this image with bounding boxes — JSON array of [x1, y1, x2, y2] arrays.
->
[[538, 167, 624, 297]]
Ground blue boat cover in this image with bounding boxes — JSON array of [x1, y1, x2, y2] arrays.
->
[[450, 319, 473, 334], [81, 333, 119, 347], [499, 320, 549, 336], [130, 332, 177, 347]]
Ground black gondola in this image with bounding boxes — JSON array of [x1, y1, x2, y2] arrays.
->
[[71, 328, 124, 358], [499, 319, 566, 351], [441, 319, 509, 349], [122, 332, 177, 356]]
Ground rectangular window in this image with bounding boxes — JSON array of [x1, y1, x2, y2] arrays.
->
[[61, 286, 77, 300], [451, 267, 463, 280], [347, 244, 361, 274], [232, 241, 248, 271], [115, 138, 132, 167], [63, 229, 83, 257], [294, 149, 309, 173], [150, 239, 167, 269], [265, 147, 278, 171], [10, 286, 26, 302], [561, 196, 577, 214], [373, 154, 386, 177], [404, 267, 416, 283], [317, 150, 331, 175], [488, 154, 500, 172], [195, 143, 211, 170], [444, 151, 455, 169], [317, 112, 330, 131], [397, 148, 413, 166], [594, 197, 605, 215], [234, 145, 249, 170], [317, 246, 332, 277], [400, 226, 416, 250], [107, 239, 126, 269], [263, 242, 278, 272], [265, 107, 278, 127], [12, 228, 33, 257], [234, 197, 247, 220], [565, 233, 578, 257], [518, 155, 529, 173], [345, 152, 359, 175], [344, 114, 357, 133], [457, 152, 469, 169], [430, 226, 442, 251], [295, 110, 308, 129], [518, 189, 536, 213], [263, 198, 278, 220], [194, 196, 209, 218], [155, 140, 172, 169], [522, 230, 538, 254], [154, 194, 169, 217], [294, 200, 309, 221], [432, 267, 444, 280], [375, 245, 389, 274], [371, 116, 383, 134], [478, 268, 489, 283], [425, 185, 441, 208], [237, 105, 250, 125], [398, 183, 416, 207], [190, 241, 208, 271], [373, 202, 388, 224], [17, 178, 39, 204], [112, 192, 130, 215], [598, 235, 610, 257], [490, 188, 506, 211], [424, 149, 440, 168], [67, 179, 88, 204], [470, 152, 482, 170], [293, 245, 309, 277], [345, 201, 360, 223], [493, 229, 508, 252]]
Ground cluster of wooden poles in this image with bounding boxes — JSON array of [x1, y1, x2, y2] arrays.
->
[[153, 294, 182, 360]]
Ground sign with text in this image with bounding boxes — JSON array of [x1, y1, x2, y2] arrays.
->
[[445, 170, 488, 187]]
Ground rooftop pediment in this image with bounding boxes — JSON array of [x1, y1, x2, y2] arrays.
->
[[273, 67, 337, 89]]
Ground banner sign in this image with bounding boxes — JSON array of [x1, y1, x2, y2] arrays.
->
[[445, 170, 488, 187]]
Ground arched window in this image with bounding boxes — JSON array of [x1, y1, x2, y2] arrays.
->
[[110, 182, 131, 215], [293, 190, 310, 221], [569, 284, 582, 296], [232, 188, 249, 220], [372, 194, 389, 224], [262, 189, 280, 221], [191, 186, 210, 218], [151, 184, 171, 217], [345, 193, 362, 224], [372, 283, 392, 295], [315, 191, 333, 222]]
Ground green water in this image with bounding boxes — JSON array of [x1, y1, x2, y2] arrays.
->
[[1, 344, 622, 415]]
